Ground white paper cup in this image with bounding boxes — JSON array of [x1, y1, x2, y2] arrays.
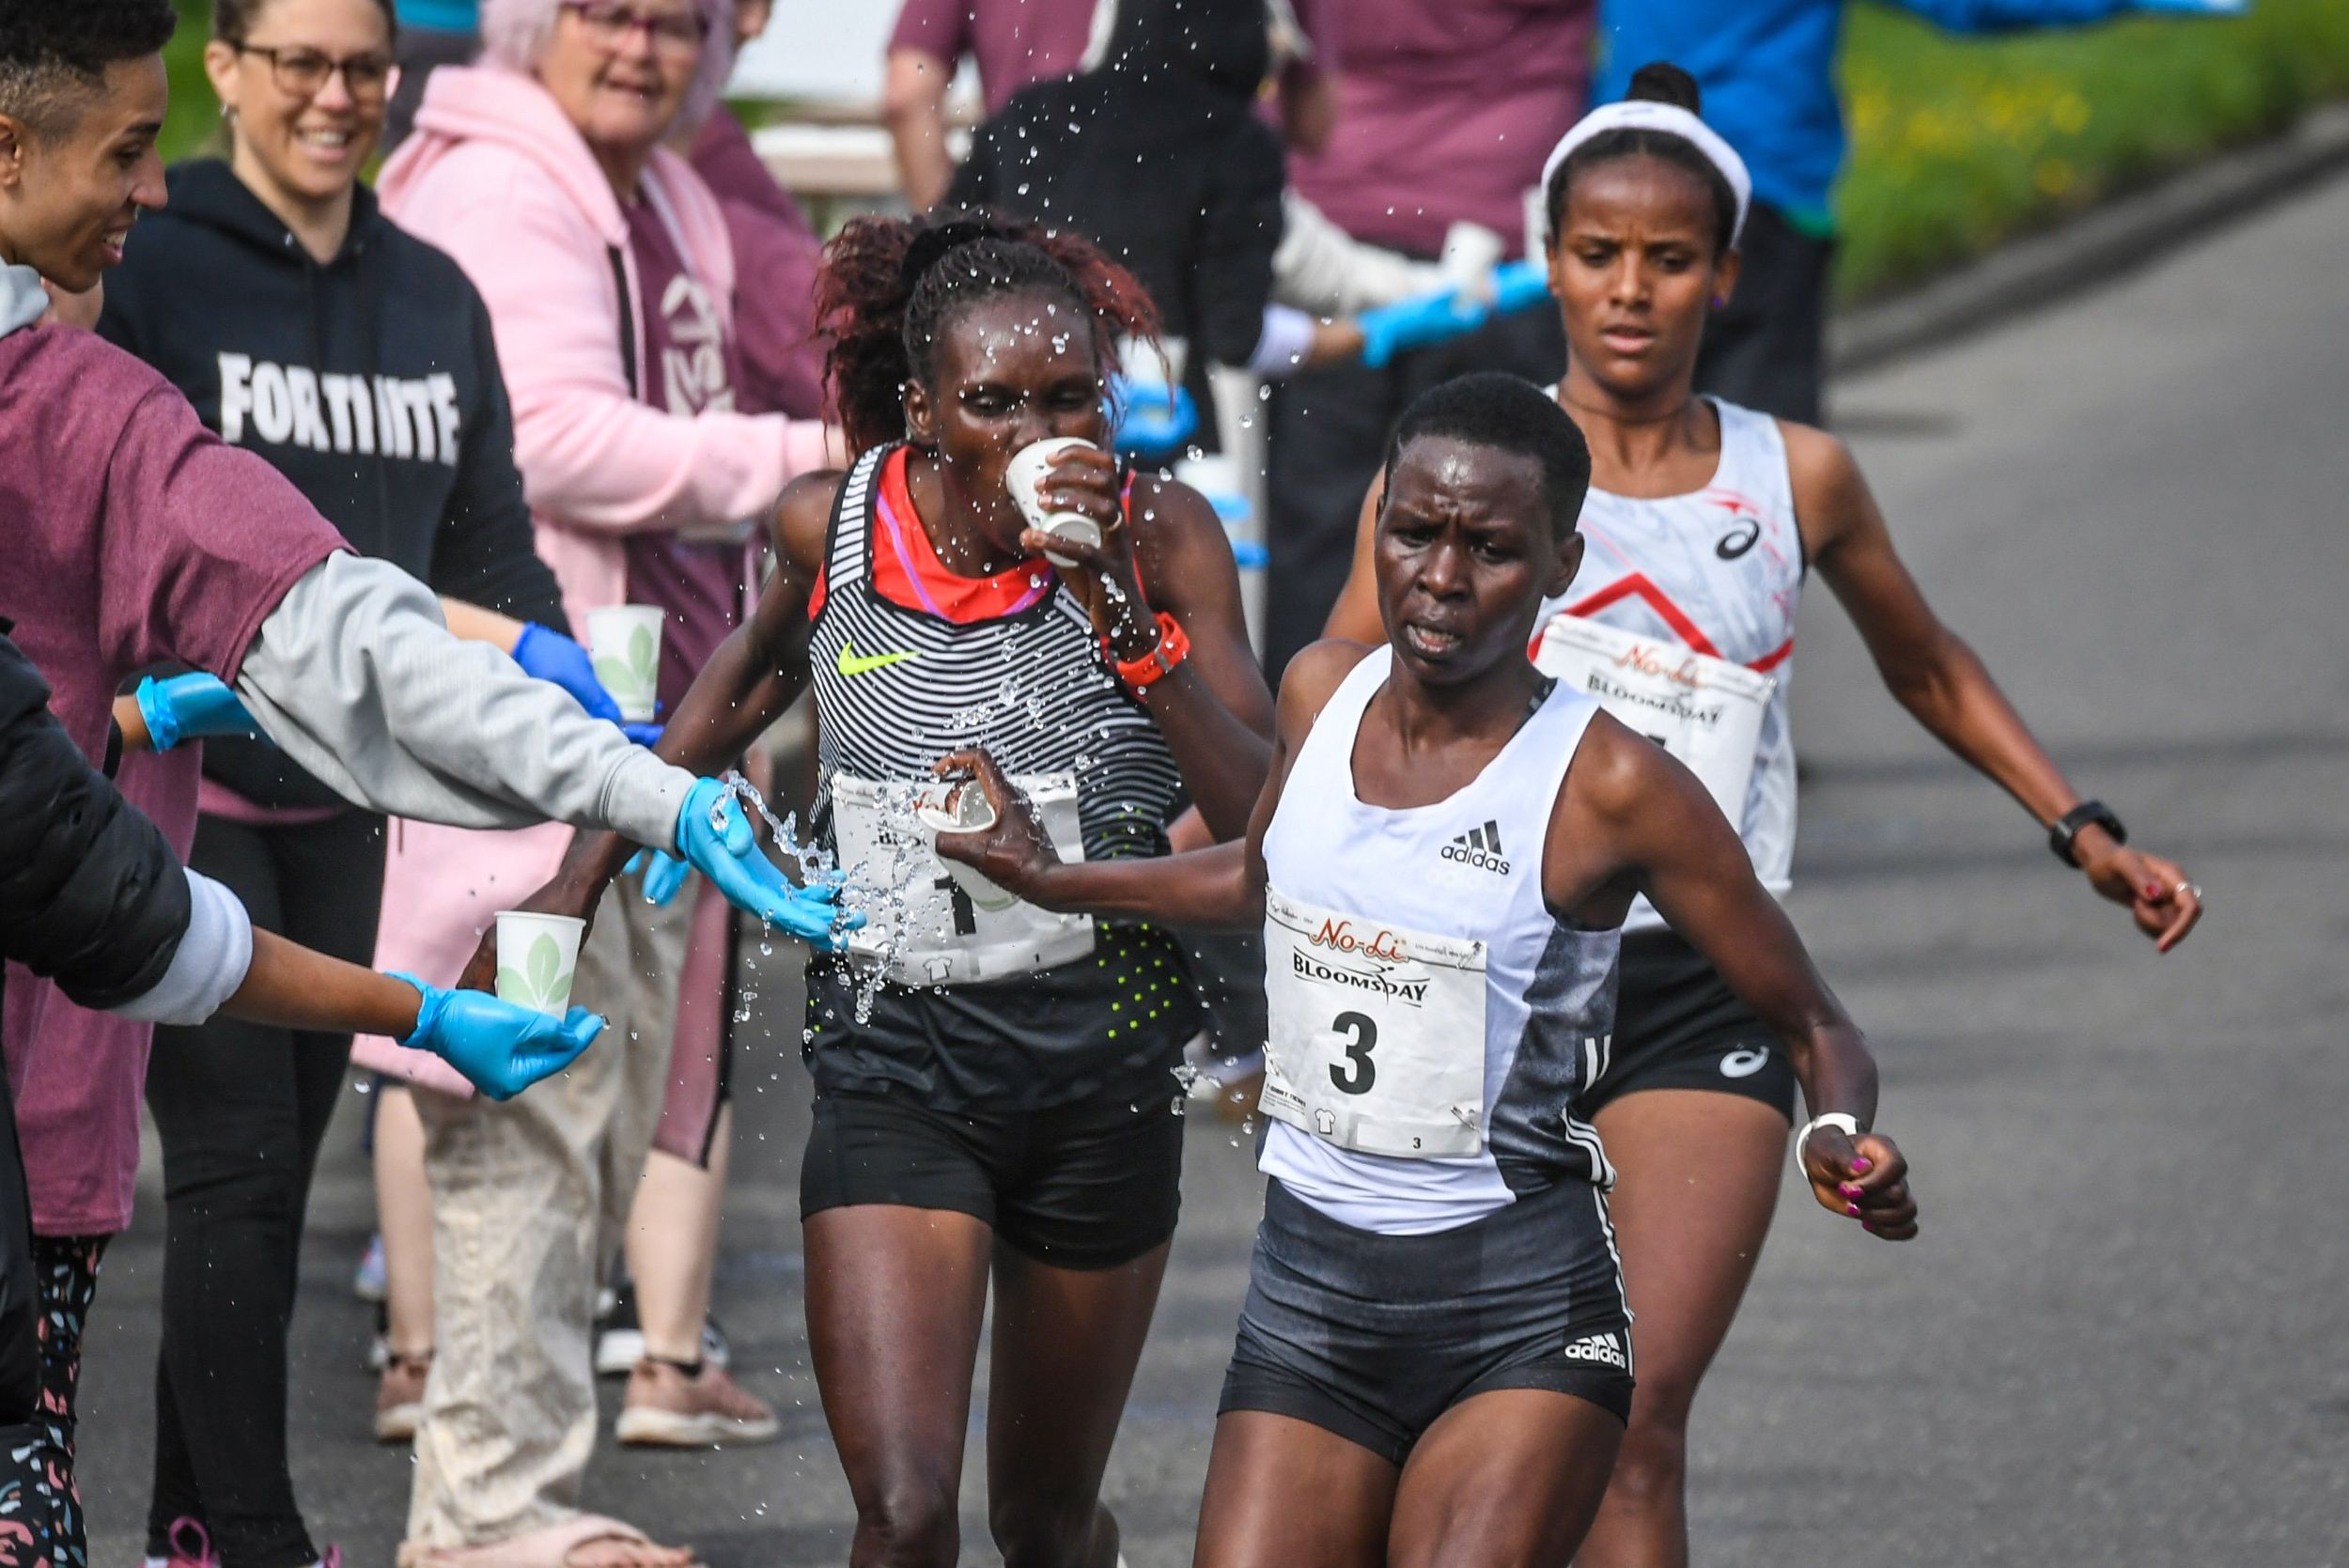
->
[[585, 605, 664, 723], [1005, 437, 1103, 569], [493, 911, 585, 1017], [915, 781, 1018, 909]]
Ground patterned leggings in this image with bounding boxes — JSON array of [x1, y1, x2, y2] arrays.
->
[[0, 1236, 106, 1568]]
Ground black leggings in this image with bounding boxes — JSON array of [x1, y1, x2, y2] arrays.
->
[[144, 810, 386, 1568], [0, 1041, 107, 1568]]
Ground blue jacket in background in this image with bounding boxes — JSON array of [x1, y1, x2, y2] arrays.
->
[[1595, 0, 2161, 235], [395, 0, 478, 32]]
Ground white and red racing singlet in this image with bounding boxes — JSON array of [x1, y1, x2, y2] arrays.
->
[[1536, 396, 1803, 929]]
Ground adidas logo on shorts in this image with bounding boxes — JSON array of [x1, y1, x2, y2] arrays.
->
[[1439, 819, 1511, 876], [1561, 1332, 1627, 1370]]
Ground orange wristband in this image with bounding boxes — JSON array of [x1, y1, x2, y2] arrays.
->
[[1113, 612, 1190, 690]]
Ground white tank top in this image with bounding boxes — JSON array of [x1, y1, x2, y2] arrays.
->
[[1258, 647, 1622, 1236], [1536, 396, 1803, 931]]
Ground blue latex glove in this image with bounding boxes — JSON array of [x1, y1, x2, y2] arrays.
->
[[391, 972, 603, 1101], [511, 623, 662, 743], [1488, 259, 1555, 318], [674, 777, 860, 949], [1111, 376, 1199, 460], [135, 673, 264, 753], [623, 847, 691, 906], [1357, 286, 1492, 369]]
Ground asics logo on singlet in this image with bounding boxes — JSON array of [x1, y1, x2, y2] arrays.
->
[[1711, 492, 1764, 560], [1440, 820, 1510, 876], [1561, 1332, 1627, 1370], [835, 641, 921, 677]]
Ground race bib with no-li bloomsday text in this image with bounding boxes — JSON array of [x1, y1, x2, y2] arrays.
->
[[1535, 614, 1776, 823], [1261, 888, 1489, 1159]]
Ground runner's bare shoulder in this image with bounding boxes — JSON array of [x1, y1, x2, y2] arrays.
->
[[1275, 638, 1379, 748], [769, 469, 848, 578]]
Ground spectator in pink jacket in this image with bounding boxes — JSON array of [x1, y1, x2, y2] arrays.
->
[[365, 0, 837, 1561]]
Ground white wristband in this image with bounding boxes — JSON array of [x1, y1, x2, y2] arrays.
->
[[1793, 1112, 1862, 1172]]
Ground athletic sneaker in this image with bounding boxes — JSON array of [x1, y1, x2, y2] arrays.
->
[[594, 1285, 731, 1377], [374, 1349, 429, 1443], [614, 1358, 780, 1448], [351, 1234, 386, 1302]]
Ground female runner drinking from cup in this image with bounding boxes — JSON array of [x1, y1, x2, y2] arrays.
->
[[503, 211, 1273, 1567]]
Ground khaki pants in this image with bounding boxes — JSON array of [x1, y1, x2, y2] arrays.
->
[[405, 883, 689, 1549]]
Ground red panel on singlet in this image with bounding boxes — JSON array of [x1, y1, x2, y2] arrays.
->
[[810, 445, 1143, 626]]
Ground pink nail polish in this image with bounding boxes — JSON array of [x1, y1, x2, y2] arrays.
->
[[1840, 1183, 1863, 1198], [1850, 1157, 1873, 1174], [2145, 882, 2161, 899], [1845, 1203, 1861, 1217]]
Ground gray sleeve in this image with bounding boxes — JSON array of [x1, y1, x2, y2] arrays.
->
[[108, 868, 253, 1026], [234, 552, 693, 847]]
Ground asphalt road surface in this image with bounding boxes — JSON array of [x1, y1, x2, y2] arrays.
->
[[76, 169, 2349, 1565]]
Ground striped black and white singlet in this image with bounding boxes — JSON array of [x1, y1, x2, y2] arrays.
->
[[801, 442, 1201, 1109]]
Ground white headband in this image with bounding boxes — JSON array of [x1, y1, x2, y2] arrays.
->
[[1539, 100, 1752, 249]]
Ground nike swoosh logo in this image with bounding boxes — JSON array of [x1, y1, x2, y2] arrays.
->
[[836, 642, 920, 677]]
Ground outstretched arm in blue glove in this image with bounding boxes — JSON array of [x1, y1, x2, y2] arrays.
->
[[389, 973, 604, 1100], [192, 926, 602, 1100], [512, 622, 663, 746]]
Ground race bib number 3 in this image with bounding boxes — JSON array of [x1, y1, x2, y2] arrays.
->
[[832, 773, 1094, 986], [1260, 889, 1488, 1159], [1535, 615, 1775, 824]]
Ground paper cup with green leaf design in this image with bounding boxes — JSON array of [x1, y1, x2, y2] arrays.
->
[[585, 605, 664, 723], [494, 912, 585, 1017]]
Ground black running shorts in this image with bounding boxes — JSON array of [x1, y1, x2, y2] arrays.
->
[[1578, 927, 1800, 1121], [800, 1073, 1184, 1270], [1219, 1178, 1634, 1466]]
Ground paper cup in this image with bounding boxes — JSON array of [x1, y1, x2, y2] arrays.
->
[[1005, 437, 1102, 569], [585, 605, 664, 723], [915, 781, 1019, 909], [494, 911, 585, 1017]]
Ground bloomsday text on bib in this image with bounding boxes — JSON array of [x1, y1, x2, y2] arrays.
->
[[1261, 888, 1489, 1159], [1535, 614, 1775, 823]]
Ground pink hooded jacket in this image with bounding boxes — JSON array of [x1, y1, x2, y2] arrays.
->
[[356, 65, 834, 1091]]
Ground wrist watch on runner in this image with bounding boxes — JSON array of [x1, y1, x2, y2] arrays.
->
[[1113, 612, 1190, 690], [2047, 800, 2126, 866]]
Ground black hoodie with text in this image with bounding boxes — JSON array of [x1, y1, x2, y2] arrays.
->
[[99, 159, 567, 810]]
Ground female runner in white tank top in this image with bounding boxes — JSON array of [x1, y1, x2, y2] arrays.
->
[[1325, 64, 2204, 1568], [936, 373, 1918, 1564]]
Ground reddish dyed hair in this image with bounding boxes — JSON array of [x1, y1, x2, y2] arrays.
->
[[815, 210, 1161, 458]]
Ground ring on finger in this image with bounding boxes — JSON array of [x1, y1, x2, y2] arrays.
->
[[2174, 879, 2202, 901]]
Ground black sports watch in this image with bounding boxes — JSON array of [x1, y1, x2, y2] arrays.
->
[[2048, 800, 2126, 866]]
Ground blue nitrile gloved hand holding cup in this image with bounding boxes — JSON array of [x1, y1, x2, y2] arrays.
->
[[512, 622, 662, 745], [134, 673, 265, 752], [673, 777, 858, 949], [390, 972, 602, 1101]]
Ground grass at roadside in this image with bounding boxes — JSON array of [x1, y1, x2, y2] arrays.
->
[[1838, 0, 2349, 300], [161, 0, 219, 165]]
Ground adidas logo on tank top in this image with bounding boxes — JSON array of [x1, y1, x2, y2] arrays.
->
[[1439, 820, 1510, 876]]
